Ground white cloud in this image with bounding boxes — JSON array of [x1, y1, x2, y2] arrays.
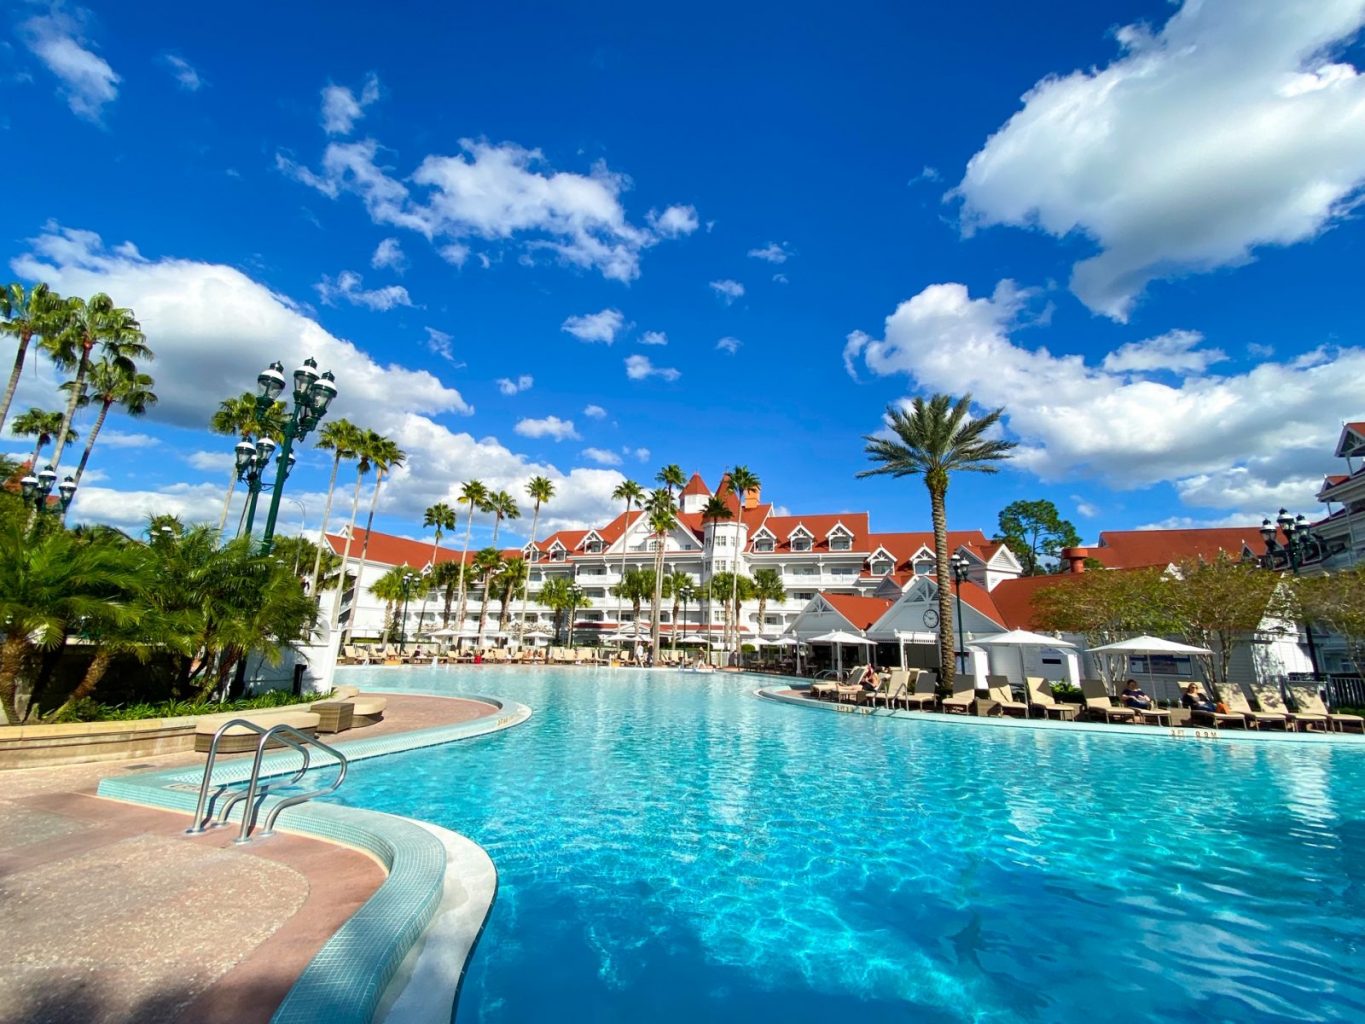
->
[[160, 53, 202, 92], [624, 355, 680, 382], [19, 5, 119, 122], [514, 415, 579, 441], [280, 137, 689, 281], [710, 279, 744, 304], [747, 241, 791, 263], [98, 431, 159, 449], [562, 308, 625, 344], [908, 166, 941, 186], [583, 404, 607, 419], [321, 73, 380, 135], [1100, 330, 1226, 374], [1136, 513, 1272, 531], [1070, 496, 1100, 519], [955, 0, 1365, 320], [315, 269, 413, 311], [439, 242, 470, 267], [772, 272, 788, 285], [715, 336, 741, 355], [628, 447, 650, 462], [581, 447, 621, 466], [1248, 342, 1276, 358], [638, 330, 667, 346], [648, 205, 699, 238], [847, 278, 1365, 515], [187, 450, 232, 472], [371, 237, 406, 272], [424, 327, 457, 363], [497, 374, 534, 396]]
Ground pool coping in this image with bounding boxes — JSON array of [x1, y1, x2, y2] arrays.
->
[[756, 686, 1365, 746], [95, 692, 532, 1024]]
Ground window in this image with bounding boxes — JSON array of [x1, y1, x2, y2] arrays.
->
[[870, 557, 893, 576], [914, 559, 934, 576], [1130, 655, 1194, 676], [792, 591, 815, 601], [526, 549, 540, 563], [791, 537, 811, 552], [584, 541, 602, 554], [753, 538, 774, 553], [829, 535, 852, 551], [550, 547, 566, 562]]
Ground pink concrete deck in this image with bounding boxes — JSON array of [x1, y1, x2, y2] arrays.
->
[[0, 694, 497, 1024]]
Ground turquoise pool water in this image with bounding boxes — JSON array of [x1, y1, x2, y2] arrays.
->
[[332, 667, 1365, 1022]]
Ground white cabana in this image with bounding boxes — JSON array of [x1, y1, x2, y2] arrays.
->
[[972, 629, 1078, 688], [1087, 635, 1213, 693], [808, 629, 875, 677]]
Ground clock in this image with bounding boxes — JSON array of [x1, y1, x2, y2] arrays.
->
[[922, 608, 939, 628]]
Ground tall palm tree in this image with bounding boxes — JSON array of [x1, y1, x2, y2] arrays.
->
[[655, 464, 685, 498], [63, 357, 157, 487], [308, 418, 363, 595], [859, 393, 1015, 688], [453, 480, 490, 634], [610, 478, 644, 628], [10, 408, 76, 470], [665, 570, 693, 649], [328, 436, 376, 632], [346, 431, 407, 643], [0, 283, 65, 434], [430, 560, 465, 627], [370, 564, 416, 643], [646, 488, 679, 660], [472, 547, 504, 648], [43, 293, 149, 474], [416, 500, 457, 633], [485, 489, 520, 548], [493, 557, 529, 632], [700, 494, 733, 644], [752, 567, 786, 638], [723, 466, 760, 659], [516, 476, 555, 643], [210, 392, 286, 534]]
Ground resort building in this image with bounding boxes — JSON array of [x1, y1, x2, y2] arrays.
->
[[1314, 420, 1365, 570]]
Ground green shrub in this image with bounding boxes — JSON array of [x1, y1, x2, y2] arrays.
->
[[46, 687, 334, 723]]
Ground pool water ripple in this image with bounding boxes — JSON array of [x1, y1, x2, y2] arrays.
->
[[331, 668, 1365, 1023]]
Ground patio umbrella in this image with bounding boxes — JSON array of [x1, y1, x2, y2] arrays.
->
[[1086, 635, 1213, 689], [807, 629, 875, 677], [972, 629, 1076, 690]]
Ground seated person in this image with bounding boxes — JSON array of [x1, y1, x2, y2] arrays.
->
[[411, 646, 425, 660], [861, 666, 880, 691], [1120, 680, 1152, 710], [1180, 683, 1217, 713]]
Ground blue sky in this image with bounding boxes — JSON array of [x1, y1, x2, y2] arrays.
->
[[3, 0, 1364, 550]]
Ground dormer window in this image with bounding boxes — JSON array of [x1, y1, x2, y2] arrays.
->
[[549, 544, 567, 562], [753, 538, 774, 553], [914, 558, 934, 576], [584, 540, 602, 554], [827, 524, 854, 552], [791, 536, 811, 552], [525, 548, 540, 563], [870, 556, 893, 576]]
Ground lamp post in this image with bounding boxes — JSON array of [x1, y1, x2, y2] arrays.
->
[[234, 435, 277, 537], [950, 552, 969, 674], [677, 581, 693, 651], [19, 463, 76, 528], [250, 357, 337, 555], [399, 570, 419, 654], [566, 583, 585, 649], [1260, 509, 1324, 678]]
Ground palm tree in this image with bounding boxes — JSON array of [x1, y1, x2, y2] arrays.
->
[[453, 480, 490, 634], [646, 488, 678, 660], [858, 393, 1015, 688], [430, 560, 466, 627], [700, 494, 733, 644], [539, 576, 574, 645], [472, 547, 504, 647], [10, 407, 76, 470], [328, 436, 376, 632], [493, 557, 528, 631], [752, 567, 786, 638], [0, 282, 65, 434], [210, 392, 286, 534], [415, 500, 457, 634], [347, 432, 407, 643], [610, 479, 644, 627], [370, 564, 417, 642], [665, 570, 694, 649], [63, 357, 157, 487], [655, 464, 685, 498], [516, 476, 554, 643], [308, 418, 363, 595], [44, 293, 149, 474], [486, 489, 520, 548], [722, 466, 760, 658], [612, 568, 655, 622]]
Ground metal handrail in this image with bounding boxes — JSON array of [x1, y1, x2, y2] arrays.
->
[[185, 718, 348, 844]]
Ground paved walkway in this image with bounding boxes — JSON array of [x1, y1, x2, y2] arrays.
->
[[0, 694, 497, 1024]]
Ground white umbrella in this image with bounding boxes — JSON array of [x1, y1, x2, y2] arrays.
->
[[807, 629, 875, 677], [424, 627, 460, 638], [1088, 635, 1211, 655], [973, 629, 1076, 690]]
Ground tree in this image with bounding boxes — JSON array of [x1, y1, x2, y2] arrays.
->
[[710, 571, 755, 651], [517, 476, 555, 641], [655, 464, 685, 497], [1032, 568, 1178, 684], [328, 433, 375, 633], [859, 394, 1015, 688], [700, 494, 733, 643], [665, 569, 694, 648], [64, 357, 157, 487], [0, 520, 142, 723], [270, 534, 341, 589], [44, 293, 149, 474], [994, 499, 1081, 576], [210, 392, 287, 534], [612, 568, 655, 621], [10, 408, 77, 470], [347, 431, 407, 643], [1169, 554, 1288, 688], [610, 479, 645, 627], [472, 547, 505, 647], [430, 560, 466, 628], [722, 466, 760, 658], [414, 500, 458, 634], [309, 418, 363, 595], [646, 487, 679, 659], [492, 557, 528, 632], [0, 282, 65, 434], [752, 567, 787, 636], [485, 490, 520, 549], [540, 576, 575, 645], [453, 480, 490, 632], [1296, 566, 1365, 679], [370, 564, 418, 642]]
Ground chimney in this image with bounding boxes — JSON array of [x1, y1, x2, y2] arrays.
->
[[745, 484, 760, 510], [1062, 546, 1088, 574]]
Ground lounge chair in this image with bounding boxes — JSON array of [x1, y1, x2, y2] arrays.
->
[[1225, 685, 1291, 730], [194, 711, 321, 753], [834, 665, 869, 703], [1183, 691, 1247, 729], [1080, 679, 1137, 724], [1250, 684, 1317, 732], [873, 668, 908, 709], [1289, 685, 1365, 734], [986, 677, 1029, 718], [940, 678, 977, 714], [1024, 677, 1079, 721], [898, 670, 938, 711]]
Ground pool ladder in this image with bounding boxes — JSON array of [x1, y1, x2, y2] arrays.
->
[[185, 719, 349, 844]]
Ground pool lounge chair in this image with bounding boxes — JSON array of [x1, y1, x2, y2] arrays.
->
[[1080, 679, 1137, 724], [834, 665, 869, 704], [873, 669, 909, 709], [940, 678, 977, 715], [1024, 677, 1079, 721], [1250, 684, 1318, 732], [986, 677, 1029, 718], [1225, 685, 1291, 730], [1289, 685, 1365, 734], [898, 670, 938, 711]]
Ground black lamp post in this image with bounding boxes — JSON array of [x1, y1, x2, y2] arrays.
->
[[950, 552, 969, 674], [234, 435, 278, 537], [251, 357, 337, 554], [399, 571, 419, 653], [20, 463, 76, 527], [1260, 508, 1323, 677], [678, 582, 693, 651]]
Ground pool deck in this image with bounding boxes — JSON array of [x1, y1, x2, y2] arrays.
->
[[0, 693, 506, 1024]]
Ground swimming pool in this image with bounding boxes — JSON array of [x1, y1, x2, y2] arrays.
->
[[333, 667, 1365, 1023]]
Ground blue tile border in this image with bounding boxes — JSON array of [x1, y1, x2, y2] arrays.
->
[[756, 685, 1365, 747], [95, 692, 531, 1024]]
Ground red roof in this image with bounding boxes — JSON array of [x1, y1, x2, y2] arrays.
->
[[986, 574, 1083, 630], [326, 528, 518, 567], [865, 530, 993, 567], [819, 592, 894, 630], [1087, 528, 1262, 569], [597, 509, 644, 546], [680, 472, 710, 498], [755, 513, 871, 554]]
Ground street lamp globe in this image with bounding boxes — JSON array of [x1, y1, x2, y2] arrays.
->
[[255, 436, 277, 466], [234, 439, 256, 474], [309, 370, 338, 417], [292, 357, 320, 403], [257, 361, 286, 402], [19, 472, 37, 500], [58, 476, 76, 510], [36, 465, 57, 497], [1260, 518, 1277, 545]]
